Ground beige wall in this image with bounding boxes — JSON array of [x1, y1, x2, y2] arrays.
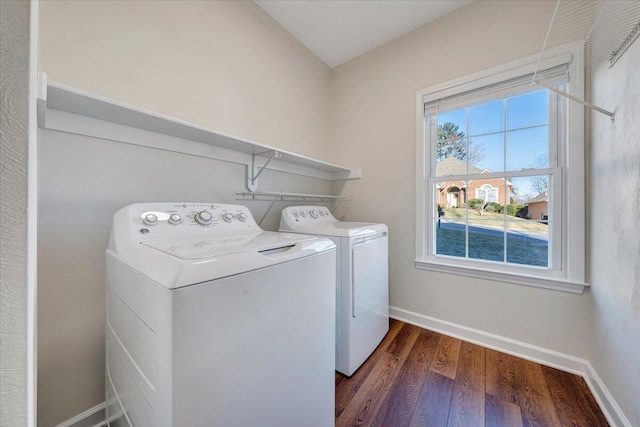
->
[[37, 2, 332, 425], [1, 1, 31, 425], [331, 1, 590, 357], [589, 38, 640, 426], [39, 0, 331, 161]]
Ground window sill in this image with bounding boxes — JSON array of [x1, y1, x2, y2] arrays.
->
[[414, 259, 588, 294]]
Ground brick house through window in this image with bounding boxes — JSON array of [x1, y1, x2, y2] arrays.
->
[[523, 191, 549, 220], [436, 157, 512, 208]]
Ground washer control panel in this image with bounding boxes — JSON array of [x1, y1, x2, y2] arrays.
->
[[130, 203, 261, 239], [282, 206, 336, 225]]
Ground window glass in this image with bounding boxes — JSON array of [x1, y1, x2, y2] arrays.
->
[[428, 90, 556, 269], [470, 133, 503, 173], [507, 90, 548, 130], [506, 126, 549, 171], [469, 100, 503, 136]]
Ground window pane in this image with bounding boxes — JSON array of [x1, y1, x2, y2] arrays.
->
[[435, 181, 467, 257], [437, 109, 466, 131], [468, 100, 503, 136], [507, 90, 548, 130], [433, 181, 467, 258], [438, 182, 467, 208], [435, 220, 466, 257], [510, 176, 549, 207], [469, 178, 507, 217], [469, 133, 503, 173], [507, 175, 550, 267], [506, 126, 548, 171], [506, 219, 549, 267], [468, 219, 505, 262], [436, 121, 468, 166]]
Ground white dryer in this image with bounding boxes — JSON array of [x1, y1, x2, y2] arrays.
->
[[105, 203, 336, 427], [280, 206, 389, 376]]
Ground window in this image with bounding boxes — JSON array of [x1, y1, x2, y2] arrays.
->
[[415, 45, 586, 293], [476, 185, 498, 203]]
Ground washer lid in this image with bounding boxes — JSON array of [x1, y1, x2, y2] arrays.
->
[[111, 231, 335, 289], [141, 231, 314, 260]]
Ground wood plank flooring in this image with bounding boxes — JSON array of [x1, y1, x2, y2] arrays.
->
[[335, 320, 608, 427]]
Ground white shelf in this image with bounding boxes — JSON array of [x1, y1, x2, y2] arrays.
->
[[36, 72, 361, 182]]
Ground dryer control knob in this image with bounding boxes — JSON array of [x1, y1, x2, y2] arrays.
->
[[222, 212, 234, 223], [310, 210, 318, 218], [237, 212, 248, 222], [168, 214, 182, 225], [293, 212, 300, 218], [319, 211, 326, 217], [300, 211, 307, 218], [195, 211, 213, 225], [143, 213, 158, 226]]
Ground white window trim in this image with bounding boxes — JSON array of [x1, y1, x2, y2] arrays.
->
[[415, 43, 587, 294]]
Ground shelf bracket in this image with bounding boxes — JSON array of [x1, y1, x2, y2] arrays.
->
[[535, 81, 615, 122], [256, 196, 281, 226], [247, 150, 280, 191]]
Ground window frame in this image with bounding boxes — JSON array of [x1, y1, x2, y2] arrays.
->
[[415, 44, 587, 294]]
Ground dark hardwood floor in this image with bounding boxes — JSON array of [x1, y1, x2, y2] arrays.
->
[[335, 320, 608, 427]]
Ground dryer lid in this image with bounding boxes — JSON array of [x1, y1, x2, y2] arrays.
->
[[279, 206, 387, 237]]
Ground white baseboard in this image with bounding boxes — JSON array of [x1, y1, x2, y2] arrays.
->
[[55, 402, 107, 427], [390, 305, 631, 427], [583, 362, 632, 427]]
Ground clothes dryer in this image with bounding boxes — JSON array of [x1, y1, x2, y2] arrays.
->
[[280, 206, 388, 376], [106, 203, 336, 427]]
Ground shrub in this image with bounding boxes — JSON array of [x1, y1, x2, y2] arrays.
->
[[506, 203, 521, 216], [486, 202, 503, 213], [468, 198, 483, 209]]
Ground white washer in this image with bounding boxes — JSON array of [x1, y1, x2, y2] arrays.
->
[[105, 203, 336, 427], [279, 206, 389, 376]]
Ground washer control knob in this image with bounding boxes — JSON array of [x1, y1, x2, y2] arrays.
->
[[195, 211, 212, 225], [293, 212, 299, 218], [310, 210, 318, 218], [168, 214, 182, 225], [222, 212, 234, 223], [237, 212, 248, 222], [300, 211, 307, 218], [143, 213, 158, 226], [319, 211, 326, 217]]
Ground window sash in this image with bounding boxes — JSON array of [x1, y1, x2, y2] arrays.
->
[[426, 168, 562, 274]]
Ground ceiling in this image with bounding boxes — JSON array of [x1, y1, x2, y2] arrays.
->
[[254, 0, 472, 68]]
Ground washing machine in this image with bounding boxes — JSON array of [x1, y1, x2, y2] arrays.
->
[[279, 206, 388, 376], [105, 203, 336, 427]]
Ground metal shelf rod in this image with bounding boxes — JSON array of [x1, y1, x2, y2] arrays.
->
[[236, 191, 347, 201], [236, 191, 349, 226]]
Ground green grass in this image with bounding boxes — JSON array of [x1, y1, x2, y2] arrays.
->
[[435, 222, 548, 267]]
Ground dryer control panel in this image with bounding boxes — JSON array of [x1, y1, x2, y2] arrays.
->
[[116, 203, 261, 242], [281, 206, 336, 225]]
